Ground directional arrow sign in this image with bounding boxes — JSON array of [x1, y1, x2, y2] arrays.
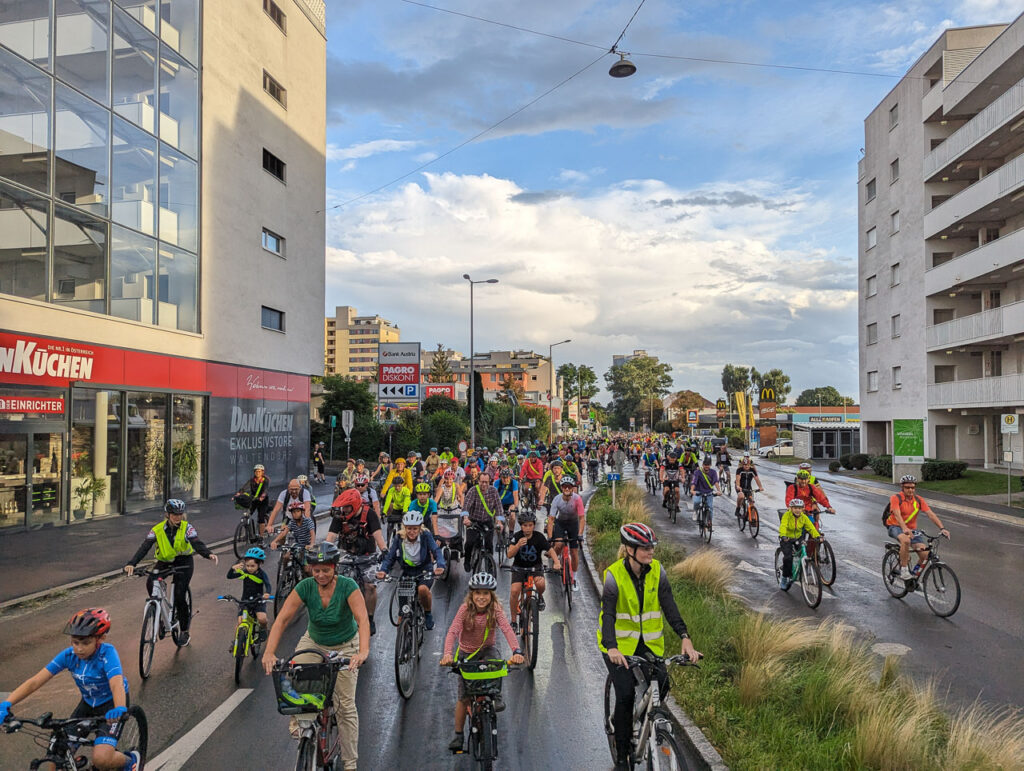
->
[[377, 384, 419, 399]]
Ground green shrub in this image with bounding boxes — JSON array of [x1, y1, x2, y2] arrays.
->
[[829, 461, 841, 472], [921, 460, 967, 481], [588, 503, 623, 532], [839, 454, 853, 470], [850, 453, 871, 470], [870, 454, 892, 477], [779, 430, 792, 439]]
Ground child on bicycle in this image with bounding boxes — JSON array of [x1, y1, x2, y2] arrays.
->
[[375, 511, 445, 630], [0, 609, 141, 771], [507, 511, 559, 621], [227, 547, 271, 641], [439, 573, 523, 754], [778, 498, 821, 591]]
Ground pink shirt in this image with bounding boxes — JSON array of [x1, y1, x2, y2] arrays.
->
[[443, 602, 518, 658]]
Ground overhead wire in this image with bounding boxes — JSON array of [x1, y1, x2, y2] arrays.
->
[[610, 0, 648, 53]]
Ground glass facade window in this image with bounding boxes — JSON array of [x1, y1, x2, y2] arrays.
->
[[125, 391, 166, 513], [170, 394, 203, 500], [0, 180, 49, 301], [112, 7, 158, 133], [159, 46, 197, 157], [71, 388, 123, 519], [0, 47, 52, 193], [111, 116, 158, 235], [115, 0, 157, 34], [159, 0, 198, 66], [52, 203, 107, 313], [157, 242, 197, 331], [55, 0, 111, 106], [110, 224, 156, 322], [159, 142, 197, 251], [262, 306, 284, 331], [0, 0, 50, 69], [55, 84, 110, 216]]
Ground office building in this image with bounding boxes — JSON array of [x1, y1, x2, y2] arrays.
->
[[324, 305, 401, 378], [0, 0, 327, 531]]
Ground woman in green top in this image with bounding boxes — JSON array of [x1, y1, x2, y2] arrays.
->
[[263, 542, 369, 771]]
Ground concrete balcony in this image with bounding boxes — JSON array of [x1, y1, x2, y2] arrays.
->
[[924, 154, 1024, 238], [925, 225, 1024, 296], [923, 80, 943, 120], [923, 76, 1024, 181], [857, 156, 866, 181], [928, 372, 1024, 408], [925, 300, 1024, 350]]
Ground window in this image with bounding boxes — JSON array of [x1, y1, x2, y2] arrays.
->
[[891, 210, 900, 234], [261, 306, 285, 331], [55, 84, 110, 217], [0, 46, 52, 194], [112, 7, 158, 133], [867, 227, 877, 249], [892, 366, 902, 389], [890, 262, 900, 286], [867, 371, 878, 392], [934, 365, 955, 384], [111, 117, 158, 236], [990, 350, 1002, 377], [866, 323, 878, 345], [109, 225, 156, 323], [52, 204, 107, 314], [890, 158, 900, 183], [263, 0, 286, 31], [932, 251, 953, 267], [159, 143, 198, 253], [866, 275, 877, 297], [889, 103, 899, 129], [158, 0, 200, 66], [263, 148, 286, 182], [865, 178, 876, 201], [160, 47, 199, 158], [891, 313, 901, 338], [263, 71, 286, 107], [157, 243, 198, 332], [56, 0, 110, 105], [0, 1, 50, 67], [262, 228, 285, 256], [0, 180, 48, 301]]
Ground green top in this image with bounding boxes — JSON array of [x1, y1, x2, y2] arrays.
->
[[294, 575, 359, 647]]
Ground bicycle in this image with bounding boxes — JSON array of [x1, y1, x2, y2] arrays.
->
[[662, 483, 680, 525], [384, 570, 432, 699], [218, 593, 273, 685], [694, 493, 716, 544], [882, 530, 960, 617], [602, 653, 698, 770], [807, 509, 837, 587], [274, 540, 307, 616], [735, 490, 760, 538], [435, 510, 464, 582], [272, 649, 350, 771], [773, 530, 822, 609], [465, 520, 498, 578], [548, 535, 577, 613], [587, 462, 599, 487], [500, 564, 555, 671], [448, 659, 519, 771], [232, 494, 265, 559], [2, 708, 148, 771], [131, 566, 192, 679], [644, 468, 655, 495], [717, 467, 731, 496], [631, 456, 640, 474]]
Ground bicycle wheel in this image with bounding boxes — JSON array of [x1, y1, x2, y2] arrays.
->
[[475, 711, 495, 767], [479, 551, 497, 578], [816, 539, 837, 587], [527, 597, 540, 671], [922, 563, 961, 617], [651, 722, 687, 771], [801, 559, 822, 609], [171, 588, 193, 647], [115, 705, 149, 764], [294, 735, 317, 771], [737, 502, 746, 532], [563, 559, 573, 613], [700, 508, 713, 545], [881, 550, 909, 598], [440, 545, 452, 582], [139, 603, 158, 679], [602, 675, 618, 763], [389, 583, 401, 627], [395, 616, 418, 699], [275, 559, 294, 617], [233, 520, 248, 559], [233, 624, 248, 684], [748, 504, 760, 539], [773, 548, 784, 588]]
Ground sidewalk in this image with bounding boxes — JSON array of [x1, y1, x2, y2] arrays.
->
[[0, 479, 336, 606]]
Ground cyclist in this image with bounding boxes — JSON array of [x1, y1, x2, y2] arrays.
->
[[370, 452, 392, 489], [680, 445, 698, 479], [785, 470, 834, 530], [439, 572, 524, 753], [227, 547, 271, 642], [714, 444, 731, 484], [585, 446, 601, 485], [600, 523, 701, 770], [547, 475, 585, 591], [494, 467, 520, 533], [688, 456, 722, 524], [777, 498, 821, 591], [297, 474, 317, 510], [352, 473, 381, 518], [408, 482, 439, 534], [885, 475, 950, 580], [376, 511, 446, 630], [659, 452, 684, 509], [381, 474, 412, 527], [640, 446, 660, 478], [508, 511, 559, 621], [326, 488, 387, 635], [733, 455, 765, 519], [439, 446, 454, 463], [793, 461, 817, 487], [269, 491, 317, 572], [519, 450, 545, 504], [313, 442, 326, 483], [381, 456, 413, 499], [538, 460, 566, 512], [266, 478, 312, 533], [425, 447, 442, 480], [262, 542, 369, 771], [124, 499, 218, 645], [0, 609, 140, 771], [235, 463, 271, 537], [562, 452, 581, 485], [461, 472, 505, 572]]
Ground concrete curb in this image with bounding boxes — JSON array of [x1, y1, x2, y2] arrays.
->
[[582, 486, 729, 771]]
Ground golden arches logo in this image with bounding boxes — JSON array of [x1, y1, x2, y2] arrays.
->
[[760, 387, 776, 402]]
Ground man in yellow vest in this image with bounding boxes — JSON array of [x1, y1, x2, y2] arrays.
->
[[599, 522, 701, 769], [124, 499, 218, 645]]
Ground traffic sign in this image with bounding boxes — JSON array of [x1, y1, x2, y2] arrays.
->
[[330, 414, 337, 428], [458, 440, 468, 453], [528, 418, 536, 428], [341, 409, 354, 436], [1001, 414, 1019, 434], [687, 410, 698, 425], [607, 473, 621, 481], [378, 384, 419, 398]]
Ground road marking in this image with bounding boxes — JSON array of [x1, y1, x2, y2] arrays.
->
[[842, 558, 882, 579], [872, 642, 911, 656], [147, 688, 254, 770], [736, 560, 767, 575]]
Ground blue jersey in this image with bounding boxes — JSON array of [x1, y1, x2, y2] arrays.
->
[[409, 498, 438, 517], [46, 643, 128, 707], [493, 478, 519, 506]]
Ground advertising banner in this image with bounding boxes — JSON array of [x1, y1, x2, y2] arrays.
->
[[377, 343, 421, 384], [424, 384, 456, 399], [893, 419, 925, 463], [758, 387, 777, 421], [735, 391, 748, 430]]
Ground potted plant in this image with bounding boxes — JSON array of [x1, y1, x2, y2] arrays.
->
[[172, 439, 200, 491], [73, 473, 108, 520]]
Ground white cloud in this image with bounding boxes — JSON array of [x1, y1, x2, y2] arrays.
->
[[327, 139, 422, 161], [415, 151, 439, 163], [557, 168, 590, 183]]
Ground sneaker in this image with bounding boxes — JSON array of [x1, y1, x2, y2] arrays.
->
[[126, 750, 142, 771], [779, 577, 791, 591], [178, 631, 191, 646], [537, 596, 546, 611], [448, 732, 464, 752], [572, 578, 580, 592], [899, 567, 914, 580], [493, 696, 506, 713], [510, 619, 520, 636], [425, 612, 435, 631], [911, 564, 922, 577]]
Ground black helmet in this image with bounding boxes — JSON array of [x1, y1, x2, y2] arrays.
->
[[518, 510, 537, 524], [305, 542, 340, 565], [164, 499, 186, 515]]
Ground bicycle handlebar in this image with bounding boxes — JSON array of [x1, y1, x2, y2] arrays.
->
[[499, 564, 557, 574], [2, 710, 120, 735], [129, 565, 191, 576], [623, 653, 700, 669], [218, 594, 275, 603], [273, 648, 350, 672]]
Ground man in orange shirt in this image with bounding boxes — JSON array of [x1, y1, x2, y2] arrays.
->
[[886, 475, 950, 580]]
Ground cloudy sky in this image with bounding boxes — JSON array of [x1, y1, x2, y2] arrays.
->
[[322, 0, 1021, 402]]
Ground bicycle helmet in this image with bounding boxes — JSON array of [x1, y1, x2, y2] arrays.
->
[[64, 608, 111, 637], [789, 498, 805, 508], [253, 464, 265, 471], [164, 498, 186, 515], [380, 453, 390, 461], [332, 488, 363, 515], [559, 475, 577, 488], [414, 482, 431, 494], [297, 474, 308, 484], [796, 470, 811, 481], [244, 547, 266, 561], [518, 510, 537, 524], [353, 474, 370, 486], [499, 467, 512, 477], [402, 511, 425, 527], [900, 474, 917, 485], [443, 470, 455, 481], [430, 447, 438, 452], [550, 459, 563, 468], [620, 522, 658, 548], [305, 542, 340, 565], [468, 572, 498, 591], [392, 475, 406, 484], [668, 451, 679, 459]]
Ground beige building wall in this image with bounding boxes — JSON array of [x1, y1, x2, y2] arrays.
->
[[324, 305, 401, 378]]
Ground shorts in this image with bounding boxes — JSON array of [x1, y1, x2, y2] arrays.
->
[[238, 600, 267, 615], [316, 461, 325, 473], [336, 556, 378, 586], [551, 518, 581, 548], [457, 645, 500, 700], [407, 572, 434, 590], [662, 479, 680, 488], [71, 698, 123, 747], [510, 566, 543, 584], [888, 526, 927, 545]]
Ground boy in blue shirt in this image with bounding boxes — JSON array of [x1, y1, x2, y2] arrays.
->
[[227, 547, 272, 641], [0, 608, 140, 770]]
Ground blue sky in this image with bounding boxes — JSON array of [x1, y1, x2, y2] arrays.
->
[[320, 0, 1021, 403]]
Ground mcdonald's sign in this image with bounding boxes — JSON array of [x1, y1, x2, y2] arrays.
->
[[715, 398, 727, 420], [759, 386, 777, 421], [760, 387, 776, 402]]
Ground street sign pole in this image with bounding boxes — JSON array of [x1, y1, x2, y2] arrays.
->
[[1000, 414, 1019, 505]]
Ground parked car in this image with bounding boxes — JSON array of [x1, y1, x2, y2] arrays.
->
[[757, 439, 793, 457]]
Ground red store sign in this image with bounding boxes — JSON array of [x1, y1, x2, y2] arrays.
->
[[378, 363, 419, 385], [0, 396, 66, 414], [423, 384, 455, 399]]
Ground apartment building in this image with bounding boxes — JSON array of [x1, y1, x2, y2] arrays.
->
[[859, 17, 1024, 467], [612, 349, 651, 368], [0, 0, 327, 531], [422, 348, 563, 401], [324, 305, 401, 378]]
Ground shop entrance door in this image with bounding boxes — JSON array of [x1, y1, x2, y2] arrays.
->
[[0, 427, 64, 530]]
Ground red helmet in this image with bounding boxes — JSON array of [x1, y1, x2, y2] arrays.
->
[[64, 608, 111, 637], [620, 522, 658, 548], [331, 488, 363, 518]]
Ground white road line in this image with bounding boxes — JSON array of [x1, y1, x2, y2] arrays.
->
[[147, 688, 254, 770], [842, 558, 882, 579]]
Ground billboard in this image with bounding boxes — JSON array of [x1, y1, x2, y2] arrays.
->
[[423, 384, 456, 399], [893, 419, 925, 464], [377, 343, 421, 385], [758, 387, 776, 421]]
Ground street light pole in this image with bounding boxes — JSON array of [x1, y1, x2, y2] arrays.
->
[[463, 274, 498, 448], [548, 339, 571, 442]]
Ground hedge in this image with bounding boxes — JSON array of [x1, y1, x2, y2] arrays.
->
[[870, 454, 892, 477], [850, 453, 870, 470], [828, 461, 841, 472], [921, 460, 967, 481]]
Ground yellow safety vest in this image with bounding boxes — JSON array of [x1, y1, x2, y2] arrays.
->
[[597, 559, 664, 656], [152, 520, 194, 562]]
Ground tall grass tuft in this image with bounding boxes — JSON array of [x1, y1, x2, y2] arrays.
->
[[731, 614, 822, 707], [943, 704, 1024, 770], [670, 549, 731, 596], [852, 678, 943, 770]]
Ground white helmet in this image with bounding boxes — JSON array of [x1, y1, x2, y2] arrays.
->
[[900, 474, 917, 484], [468, 571, 497, 590], [402, 511, 424, 527], [297, 474, 308, 484], [789, 498, 805, 508]]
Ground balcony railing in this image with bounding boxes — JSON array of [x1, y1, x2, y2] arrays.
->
[[924, 302, 1024, 349], [928, 372, 1024, 408], [924, 225, 1024, 296], [924, 154, 1024, 238]]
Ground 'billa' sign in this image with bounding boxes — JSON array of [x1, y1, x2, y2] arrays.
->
[[759, 387, 777, 420], [715, 398, 727, 420]]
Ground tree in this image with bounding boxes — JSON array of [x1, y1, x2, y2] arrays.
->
[[558, 363, 600, 401], [605, 356, 672, 429], [794, 386, 855, 407], [423, 411, 469, 449], [428, 344, 455, 383], [751, 367, 792, 404], [315, 377, 382, 461], [496, 373, 526, 403], [472, 371, 485, 427], [721, 364, 751, 396], [671, 390, 707, 411]]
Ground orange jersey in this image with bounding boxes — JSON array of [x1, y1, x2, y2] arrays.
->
[[885, 493, 930, 529]]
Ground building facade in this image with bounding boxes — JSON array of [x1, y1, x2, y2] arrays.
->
[[612, 349, 650, 368], [0, 0, 326, 531], [324, 305, 400, 379], [859, 18, 1024, 467]]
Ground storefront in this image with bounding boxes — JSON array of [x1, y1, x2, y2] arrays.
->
[[792, 418, 862, 460], [0, 331, 310, 532]]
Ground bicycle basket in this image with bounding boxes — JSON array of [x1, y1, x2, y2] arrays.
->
[[459, 659, 508, 696], [234, 493, 254, 510], [397, 577, 417, 602], [273, 662, 338, 715]]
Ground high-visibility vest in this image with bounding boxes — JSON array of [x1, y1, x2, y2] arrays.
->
[[153, 520, 194, 562], [597, 559, 664, 656]]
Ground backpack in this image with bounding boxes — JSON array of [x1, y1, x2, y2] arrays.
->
[[882, 495, 921, 526]]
